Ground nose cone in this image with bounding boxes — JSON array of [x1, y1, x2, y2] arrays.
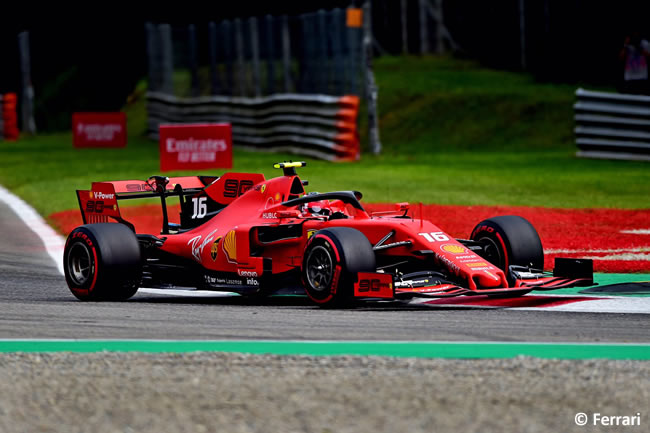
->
[[476, 270, 503, 288]]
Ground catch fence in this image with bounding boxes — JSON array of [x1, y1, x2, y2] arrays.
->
[[145, 8, 369, 160]]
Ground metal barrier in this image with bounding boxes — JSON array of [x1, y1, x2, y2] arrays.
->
[[574, 88, 650, 161], [147, 92, 360, 161]]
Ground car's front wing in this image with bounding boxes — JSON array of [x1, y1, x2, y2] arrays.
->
[[353, 259, 594, 300]]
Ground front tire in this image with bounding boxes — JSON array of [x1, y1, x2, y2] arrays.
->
[[470, 215, 544, 273], [64, 223, 142, 301], [302, 227, 376, 307]]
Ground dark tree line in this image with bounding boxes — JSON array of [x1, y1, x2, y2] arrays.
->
[[1, 0, 647, 131]]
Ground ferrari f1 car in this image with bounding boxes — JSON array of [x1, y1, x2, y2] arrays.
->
[[63, 162, 593, 306]]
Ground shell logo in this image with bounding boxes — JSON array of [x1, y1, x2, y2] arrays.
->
[[441, 244, 467, 254], [89, 191, 94, 199], [113, 205, 117, 211], [222, 230, 237, 263]]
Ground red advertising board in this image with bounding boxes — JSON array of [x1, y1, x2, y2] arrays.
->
[[72, 112, 126, 148], [159, 123, 233, 172]]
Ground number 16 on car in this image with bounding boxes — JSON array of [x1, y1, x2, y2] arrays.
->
[[418, 232, 450, 242]]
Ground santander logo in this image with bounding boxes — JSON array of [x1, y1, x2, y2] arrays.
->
[[77, 123, 122, 141]]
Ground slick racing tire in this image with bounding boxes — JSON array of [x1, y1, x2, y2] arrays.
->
[[64, 223, 142, 301], [470, 215, 544, 273], [302, 227, 376, 308]]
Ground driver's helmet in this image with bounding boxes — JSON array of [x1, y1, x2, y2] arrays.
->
[[301, 199, 331, 217]]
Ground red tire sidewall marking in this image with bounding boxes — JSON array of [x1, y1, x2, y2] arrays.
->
[[88, 241, 99, 293], [303, 234, 342, 304], [472, 226, 509, 271], [67, 229, 100, 298], [313, 234, 341, 262], [305, 265, 342, 305], [495, 232, 509, 271]]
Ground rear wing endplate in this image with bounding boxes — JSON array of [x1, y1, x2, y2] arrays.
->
[[77, 182, 123, 225]]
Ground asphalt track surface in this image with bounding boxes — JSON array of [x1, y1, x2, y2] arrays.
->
[[1, 200, 649, 343]]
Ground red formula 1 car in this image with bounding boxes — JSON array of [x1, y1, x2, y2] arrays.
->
[[63, 162, 593, 306]]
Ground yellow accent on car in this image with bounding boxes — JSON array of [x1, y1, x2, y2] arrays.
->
[[441, 244, 466, 254], [210, 237, 222, 262], [273, 161, 306, 169], [223, 230, 237, 263]]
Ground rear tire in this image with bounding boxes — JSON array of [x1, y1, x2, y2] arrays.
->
[[470, 215, 544, 273], [64, 223, 142, 301], [302, 227, 376, 307]]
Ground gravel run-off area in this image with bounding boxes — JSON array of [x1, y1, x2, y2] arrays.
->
[[0, 352, 648, 433]]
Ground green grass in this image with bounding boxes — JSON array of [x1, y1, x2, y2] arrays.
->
[[381, 57, 582, 153], [1, 55, 648, 221]]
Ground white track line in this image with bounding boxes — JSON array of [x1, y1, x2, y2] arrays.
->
[[545, 247, 650, 254], [412, 296, 650, 314], [582, 253, 650, 261], [620, 229, 650, 235], [138, 288, 237, 297], [517, 297, 650, 314], [0, 184, 65, 275]]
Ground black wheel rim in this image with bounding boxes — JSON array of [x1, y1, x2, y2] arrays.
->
[[68, 242, 92, 286], [306, 245, 334, 292], [478, 237, 504, 270]]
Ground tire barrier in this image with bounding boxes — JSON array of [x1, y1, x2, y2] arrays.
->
[[2, 93, 19, 141], [147, 92, 360, 161], [574, 88, 650, 161]]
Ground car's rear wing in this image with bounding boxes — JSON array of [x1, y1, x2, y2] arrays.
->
[[76, 172, 270, 234], [76, 175, 216, 230]]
